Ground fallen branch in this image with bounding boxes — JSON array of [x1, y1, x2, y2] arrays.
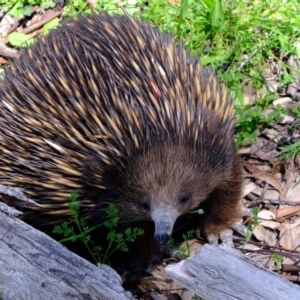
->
[[0, 210, 133, 300], [165, 244, 300, 300]]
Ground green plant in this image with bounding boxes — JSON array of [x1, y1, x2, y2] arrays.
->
[[138, 0, 299, 148], [101, 203, 144, 263], [271, 253, 284, 272], [2, 0, 140, 47], [279, 140, 300, 161], [3, 0, 60, 47], [7, 32, 36, 48], [168, 229, 195, 259], [0, 0, 139, 16], [241, 206, 260, 253], [235, 102, 286, 147], [1, 0, 56, 17], [62, 0, 139, 17], [292, 106, 300, 119], [191, 294, 201, 300], [53, 191, 144, 264]]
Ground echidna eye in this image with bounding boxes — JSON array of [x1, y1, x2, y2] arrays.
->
[[139, 201, 151, 212], [178, 192, 191, 205]]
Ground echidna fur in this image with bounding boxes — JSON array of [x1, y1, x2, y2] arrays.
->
[[0, 13, 242, 245]]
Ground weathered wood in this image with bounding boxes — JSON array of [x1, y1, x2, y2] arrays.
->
[[165, 244, 300, 300], [0, 210, 133, 300]]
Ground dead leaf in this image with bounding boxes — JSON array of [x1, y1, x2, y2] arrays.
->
[[253, 224, 277, 246], [140, 264, 192, 299], [276, 206, 300, 219], [244, 162, 284, 195], [286, 180, 300, 202], [258, 210, 276, 220], [252, 188, 279, 200], [259, 220, 281, 230], [290, 219, 300, 240], [242, 182, 257, 197], [279, 223, 293, 249], [254, 173, 283, 195], [238, 244, 261, 251], [255, 151, 278, 164]]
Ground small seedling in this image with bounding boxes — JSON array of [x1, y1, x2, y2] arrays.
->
[[53, 191, 144, 264], [235, 102, 286, 147], [241, 206, 260, 252], [292, 106, 300, 119], [279, 140, 300, 161], [271, 253, 284, 272], [168, 229, 195, 259], [167, 208, 202, 259]]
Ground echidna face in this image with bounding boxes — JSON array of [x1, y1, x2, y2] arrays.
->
[[125, 142, 221, 245]]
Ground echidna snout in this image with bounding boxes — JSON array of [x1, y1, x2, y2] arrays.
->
[[154, 233, 169, 245], [151, 206, 179, 245]]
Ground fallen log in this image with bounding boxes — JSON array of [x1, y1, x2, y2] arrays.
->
[[0, 207, 132, 300], [165, 244, 300, 300], [2, 194, 300, 300]]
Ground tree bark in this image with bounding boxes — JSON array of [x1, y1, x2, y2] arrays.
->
[[165, 244, 300, 300], [0, 210, 133, 300]]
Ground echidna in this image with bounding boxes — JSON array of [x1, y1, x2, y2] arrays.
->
[[0, 12, 242, 246]]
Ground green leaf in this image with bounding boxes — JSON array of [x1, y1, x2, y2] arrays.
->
[[107, 230, 116, 242], [7, 32, 35, 47], [107, 203, 118, 217], [6, 1, 22, 17], [212, 0, 222, 29], [70, 191, 78, 201], [179, 0, 189, 21], [43, 17, 60, 35], [40, 1, 56, 10]]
